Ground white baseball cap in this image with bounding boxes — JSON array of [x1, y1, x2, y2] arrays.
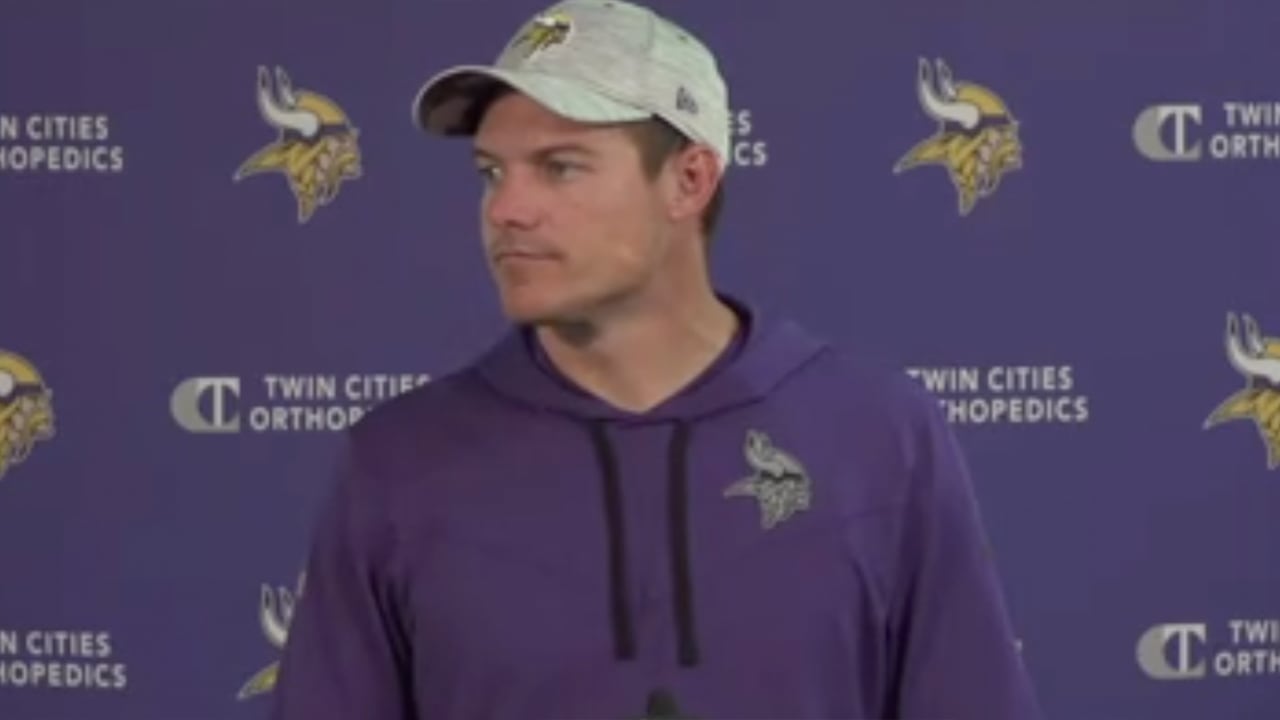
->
[[411, 0, 731, 170]]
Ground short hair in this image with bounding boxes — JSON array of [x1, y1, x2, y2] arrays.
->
[[622, 117, 726, 245]]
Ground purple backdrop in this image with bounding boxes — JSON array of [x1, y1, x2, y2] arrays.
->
[[3, 0, 1279, 718]]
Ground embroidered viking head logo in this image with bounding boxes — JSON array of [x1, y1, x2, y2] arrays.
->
[[512, 12, 574, 59], [724, 430, 811, 530], [894, 57, 1022, 216]]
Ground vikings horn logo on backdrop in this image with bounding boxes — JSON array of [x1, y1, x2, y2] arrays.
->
[[0, 349, 56, 483], [237, 572, 305, 700], [234, 66, 362, 224], [894, 57, 1023, 216], [1204, 312, 1280, 470], [724, 430, 812, 530]]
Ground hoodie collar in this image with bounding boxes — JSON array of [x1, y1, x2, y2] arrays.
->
[[473, 293, 828, 423]]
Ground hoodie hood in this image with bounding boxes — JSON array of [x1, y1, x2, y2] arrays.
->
[[468, 293, 830, 677], [473, 294, 829, 423]]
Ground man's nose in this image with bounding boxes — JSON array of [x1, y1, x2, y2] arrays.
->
[[484, 171, 541, 229]]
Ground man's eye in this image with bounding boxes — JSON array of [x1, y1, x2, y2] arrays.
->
[[545, 159, 580, 179]]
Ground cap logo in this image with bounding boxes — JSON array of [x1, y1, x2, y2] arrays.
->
[[676, 86, 699, 115], [511, 12, 574, 59]]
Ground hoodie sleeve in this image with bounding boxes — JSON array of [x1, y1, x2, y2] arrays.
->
[[885, 389, 1044, 719], [268, 433, 415, 720]]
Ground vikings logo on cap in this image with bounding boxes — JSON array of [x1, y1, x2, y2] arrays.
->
[[511, 11, 574, 59], [237, 572, 306, 700], [894, 58, 1023, 217], [724, 430, 811, 530], [1205, 312, 1280, 470], [0, 349, 55, 483], [234, 66, 363, 224]]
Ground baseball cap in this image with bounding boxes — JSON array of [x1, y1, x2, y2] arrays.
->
[[411, 0, 731, 171]]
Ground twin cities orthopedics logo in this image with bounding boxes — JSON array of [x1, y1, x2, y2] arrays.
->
[[904, 364, 1089, 425], [1204, 312, 1280, 470], [170, 373, 430, 434], [234, 65, 363, 223], [0, 629, 127, 691], [1135, 101, 1280, 161], [0, 348, 56, 482], [1138, 620, 1280, 680], [893, 57, 1023, 216], [0, 113, 124, 173], [727, 107, 768, 168]]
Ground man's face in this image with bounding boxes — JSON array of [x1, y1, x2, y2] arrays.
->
[[473, 91, 671, 326]]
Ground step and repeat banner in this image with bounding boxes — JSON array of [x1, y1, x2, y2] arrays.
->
[[2, 0, 1278, 718]]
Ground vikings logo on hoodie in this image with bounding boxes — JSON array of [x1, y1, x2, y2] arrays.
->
[[723, 429, 812, 529]]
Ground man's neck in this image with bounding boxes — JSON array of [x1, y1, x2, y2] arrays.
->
[[534, 290, 740, 414]]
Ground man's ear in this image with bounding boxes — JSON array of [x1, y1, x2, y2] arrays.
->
[[665, 144, 721, 223]]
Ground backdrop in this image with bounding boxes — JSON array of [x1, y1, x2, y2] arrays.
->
[[3, 0, 1279, 718]]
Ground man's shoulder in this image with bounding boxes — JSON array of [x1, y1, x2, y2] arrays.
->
[[771, 329, 958, 514], [795, 337, 941, 427], [343, 363, 489, 453], [757, 312, 934, 420]]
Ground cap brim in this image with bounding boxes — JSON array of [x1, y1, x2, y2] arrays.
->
[[412, 65, 651, 135]]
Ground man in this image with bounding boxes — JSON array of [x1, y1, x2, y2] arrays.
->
[[269, 1, 1044, 718]]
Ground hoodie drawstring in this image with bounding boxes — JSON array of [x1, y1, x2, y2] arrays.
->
[[667, 421, 699, 667], [587, 420, 701, 668], [588, 420, 636, 661]]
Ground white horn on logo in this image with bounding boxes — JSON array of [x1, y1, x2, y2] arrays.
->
[[255, 65, 320, 138], [916, 57, 980, 130], [1244, 314, 1267, 356], [936, 59, 960, 101], [275, 66, 300, 108], [259, 584, 291, 649], [1225, 312, 1280, 385]]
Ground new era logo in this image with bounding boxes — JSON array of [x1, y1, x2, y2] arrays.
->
[[676, 86, 698, 115]]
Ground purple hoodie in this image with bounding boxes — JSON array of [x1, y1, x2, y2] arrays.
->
[[269, 296, 1043, 719]]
